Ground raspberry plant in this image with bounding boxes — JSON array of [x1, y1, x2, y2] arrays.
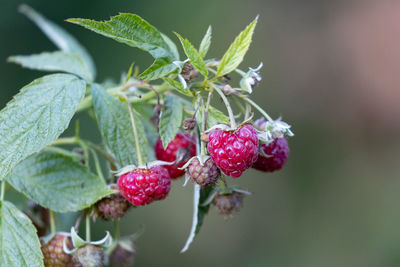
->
[[0, 5, 294, 266]]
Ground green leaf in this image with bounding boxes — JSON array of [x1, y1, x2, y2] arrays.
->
[[196, 105, 230, 129], [181, 185, 214, 253], [8, 51, 93, 82], [199, 26, 212, 58], [0, 200, 43, 267], [91, 84, 148, 167], [139, 58, 178, 80], [162, 77, 193, 96], [67, 13, 177, 61], [6, 151, 113, 213], [175, 33, 208, 77], [0, 74, 86, 179], [159, 95, 183, 148], [19, 4, 96, 79], [216, 17, 258, 77], [161, 33, 180, 61]]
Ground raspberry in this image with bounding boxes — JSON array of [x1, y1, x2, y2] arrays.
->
[[41, 233, 73, 267], [207, 124, 259, 177], [109, 239, 136, 267], [252, 137, 289, 172], [72, 244, 104, 267], [154, 132, 196, 179], [213, 192, 244, 216], [117, 166, 171, 206], [95, 185, 131, 220], [188, 157, 220, 187]]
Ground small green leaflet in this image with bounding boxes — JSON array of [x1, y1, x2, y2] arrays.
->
[[91, 84, 148, 167], [161, 33, 180, 61], [139, 58, 178, 81], [0, 74, 86, 179], [6, 151, 114, 213], [19, 4, 96, 79], [0, 201, 43, 267], [181, 185, 214, 253], [162, 77, 193, 96], [216, 17, 258, 77], [159, 95, 183, 148], [196, 105, 230, 129], [67, 13, 177, 61], [175, 33, 208, 77], [199, 26, 212, 58], [8, 51, 93, 82]]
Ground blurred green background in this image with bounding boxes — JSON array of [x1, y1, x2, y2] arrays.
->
[[2, 0, 400, 266]]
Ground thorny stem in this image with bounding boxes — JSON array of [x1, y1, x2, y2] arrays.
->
[[211, 83, 236, 128], [0, 180, 5, 201], [49, 210, 56, 234], [123, 95, 144, 166]]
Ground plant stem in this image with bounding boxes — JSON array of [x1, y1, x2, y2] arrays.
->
[[87, 142, 117, 170], [204, 88, 213, 132], [0, 180, 5, 201], [77, 139, 90, 168], [114, 219, 120, 240], [76, 82, 173, 113], [211, 83, 236, 128], [86, 211, 91, 242], [52, 137, 77, 146], [124, 95, 144, 166], [241, 96, 274, 122], [44, 147, 81, 159], [49, 210, 56, 234], [90, 149, 104, 181]]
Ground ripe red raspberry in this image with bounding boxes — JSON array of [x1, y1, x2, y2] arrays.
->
[[213, 192, 244, 216], [188, 157, 220, 187], [154, 132, 196, 178], [207, 124, 259, 177], [41, 233, 73, 267], [252, 137, 289, 172], [72, 244, 104, 267], [95, 185, 131, 220], [117, 166, 171, 206]]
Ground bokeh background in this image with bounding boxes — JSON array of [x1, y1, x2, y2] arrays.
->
[[1, 0, 400, 266]]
